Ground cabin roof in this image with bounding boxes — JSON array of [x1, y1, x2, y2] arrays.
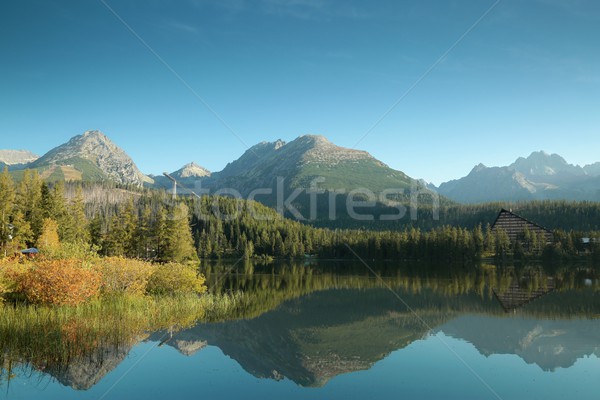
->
[[491, 208, 554, 242]]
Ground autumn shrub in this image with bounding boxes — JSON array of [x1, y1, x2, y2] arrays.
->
[[15, 259, 101, 306], [147, 262, 207, 296], [47, 242, 101, 262], [0, 259, 32, 302], [93, 257, 154, 296], [0, 259, 9, 301], [0, 270, 8, 302]]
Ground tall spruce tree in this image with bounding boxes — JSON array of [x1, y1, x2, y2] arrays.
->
[[16, 169, 43, 242], [164, 203, 198, 263], [0, 168, 15, 256], [69, 186, 90, 245]]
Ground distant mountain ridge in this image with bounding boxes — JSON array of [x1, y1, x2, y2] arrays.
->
[[438, 151, 600, 203], [4, 132, 426, 208], [5, 132, 600, 205], [0, 149, 39, 166], [584, 162, 600, 177]]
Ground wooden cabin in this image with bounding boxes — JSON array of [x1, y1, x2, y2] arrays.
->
[[491, 209, 554, 244]]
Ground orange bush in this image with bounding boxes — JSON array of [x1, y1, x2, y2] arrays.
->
[[16, 259, 101, 306]]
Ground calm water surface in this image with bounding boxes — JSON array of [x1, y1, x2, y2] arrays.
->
[[3, 261, 600, 399]]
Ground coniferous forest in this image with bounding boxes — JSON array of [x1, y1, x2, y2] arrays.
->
[[1, 168, 600, 264]]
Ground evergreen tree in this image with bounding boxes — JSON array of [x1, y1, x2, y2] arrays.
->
[[484, 223, 495, 254], [41, 181, 74, 242], [69, 186, 90, 245], [473, 224, 484, 257], [10, 210, 33, 251], [494, 228, 511, 261], [104, 213, 126, 256], [153, 207, 169, 260], [121, 198, 139, 257], [89, 214, 104, 250], [137, 204, 154, 258], [0, 168, 15, 256], [163, 203, 198, 263], [16, 169, 43, 242]]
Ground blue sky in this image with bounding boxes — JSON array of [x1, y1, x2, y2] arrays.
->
[[1, 0, 599, 185]]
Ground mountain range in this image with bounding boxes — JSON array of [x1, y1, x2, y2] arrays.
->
[[0, 149, 39, 169], [2, 130, 600, 205], [437, 151, 600, 203]]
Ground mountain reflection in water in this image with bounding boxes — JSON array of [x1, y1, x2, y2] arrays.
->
[[1, 261, 599, 396]]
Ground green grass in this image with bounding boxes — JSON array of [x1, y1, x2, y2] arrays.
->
[[0, 291, 246, 381], [9, 157, 108, 183]]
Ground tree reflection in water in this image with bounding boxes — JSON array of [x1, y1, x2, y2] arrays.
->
[[1, 260, 599, 389]]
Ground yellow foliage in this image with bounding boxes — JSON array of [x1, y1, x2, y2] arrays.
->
[[93, 257, 154, 296], [0, 258, 33, 301], [147, 262, 207, 296], [37, 218, 60, 252], [1, 256, 206, 305]]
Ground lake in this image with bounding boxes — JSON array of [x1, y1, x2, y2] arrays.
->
[[2, 261, 600, 399]]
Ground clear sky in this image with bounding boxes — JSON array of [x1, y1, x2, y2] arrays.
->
[[1, 0, 599, 185]]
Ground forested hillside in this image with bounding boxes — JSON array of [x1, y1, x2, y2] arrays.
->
[[1, 168, 599, 263]]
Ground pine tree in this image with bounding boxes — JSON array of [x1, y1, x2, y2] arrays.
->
[[41, 181, 74, 242], [121, 198, 139, 257], [89, 214, 103, 250], [10, 210, 33, 251], [16, 169, 43, 242], [137, 204, 154, 258], [153, 207, 169, 260], [0, 168, 15, 256], [104, 213, 125, 256], [484, 223, 495, 254], [164, 203, 198, 263], [473, 224, 484, 257], [69, 186, 90, 245], [494, 228, 511, 260]]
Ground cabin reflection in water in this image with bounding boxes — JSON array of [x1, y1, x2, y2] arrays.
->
[[492, 277, 555, 313]]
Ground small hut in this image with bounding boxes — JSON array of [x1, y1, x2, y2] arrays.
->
[[491, 209, 554, 244], [20, 248, 39, 258]]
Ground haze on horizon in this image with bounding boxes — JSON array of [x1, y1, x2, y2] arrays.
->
[[1, 0, 599, 185]]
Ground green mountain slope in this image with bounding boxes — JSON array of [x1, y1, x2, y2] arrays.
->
[[207, 135, 415, 194], [164, 135, 441, 224]]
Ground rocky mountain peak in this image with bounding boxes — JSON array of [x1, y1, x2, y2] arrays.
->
[[273, 139, 285, 150], [32, 130, 153, 186], [288, 134, 379, 167], [471, 163, 487, 174], [511, 151, 578, 177], [173, 162, 211, 179], [81, 129, 108, 140]]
